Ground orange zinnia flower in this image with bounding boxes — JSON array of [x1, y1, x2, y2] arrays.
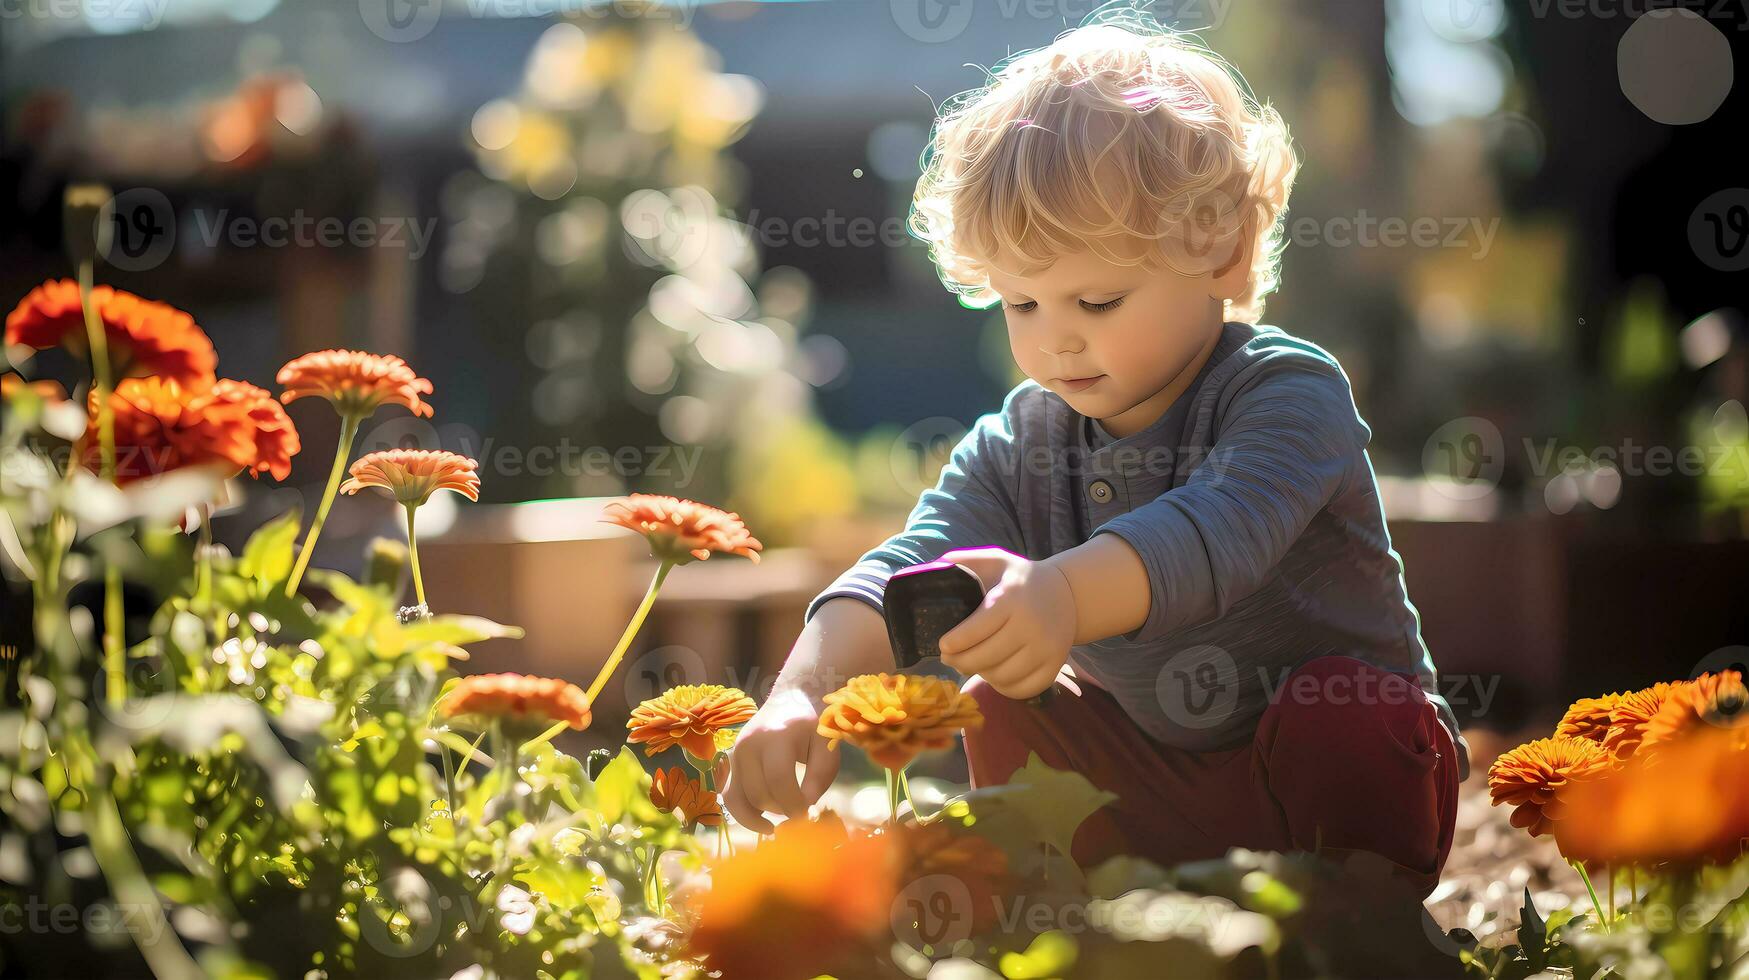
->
[[1486, 736, 1614, 840], [340, 449, 480, 506], [87, 377, 258, 483], [627, 685, 757, 759], [601, 493, 762, 566], [1555, 693, 1621, 742], [883, 819, 1011, 941], [439, 673, 592, 731], [276, 349, 434, 418], [817, 673, 985, 772], [688, 816, 897, 980], [6, 279, 217, 390], [1555, 723, 1749, 867], [1603, 681, 1678, 761], [207, 380, 301, 480], [1638, 671, 1748, 757], [650, 765, 690, 813]]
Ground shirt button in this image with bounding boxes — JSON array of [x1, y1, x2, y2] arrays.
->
[[1087, 479, 1114, 504]]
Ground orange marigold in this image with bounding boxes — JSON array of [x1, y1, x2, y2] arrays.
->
[[601, 493, 762, 566], [1555, 723, 1749, 867], [1603, 681, 1678, 761], [651, 765, 691, 813], [208, 380, 301, 480], [882, 820, 1012, 941], [1555, 693, 1622, 742], [6, 279, 217, 390], [87, 377, 258, 484], [340, 449, 480, 506], [1640, 671, 1749, 756], [439, 673, 591, 731], [627, 685, 757, 759], [1486, 736, 1614, 839], [688, 815, 896, 980], [2, 374, 68, 404], [817, 673, 985, 771], [276, 349, 434, 418]]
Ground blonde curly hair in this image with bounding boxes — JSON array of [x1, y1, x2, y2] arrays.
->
[[910, 21, 1298, 324]]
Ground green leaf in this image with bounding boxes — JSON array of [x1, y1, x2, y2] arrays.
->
[[1520, 885, 1548, 973], [399, 615, 526, 647], [948, 752, 1117, 868], [593, 745, 651, 825], [239, 508, 301, 589], [998, 930, 1077, 979]]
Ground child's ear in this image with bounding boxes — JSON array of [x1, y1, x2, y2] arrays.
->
[[1209, 211, 1256, 303]]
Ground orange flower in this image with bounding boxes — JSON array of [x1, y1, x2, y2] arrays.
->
[[817, 673, 985, 772], [693, 789, 725, 828], [1603, 681, 1677, 761], [883, 820, 1011, 940], [439, 673, 591, 731], [340, 449, 480, 506], [1486, 736, 1614, 840], [601, 493, 762, 566], [650, 766, 691, 813], [87, 377, 258, 484], [6, 279, 217, 390], [276, 349, 434, 418], [1555, 693, 1621, 742], [1640, 671, 1748, 756], [627, 685, 756, 759], [688, 816, 897, 980], [1555, 723, 1749, 867], [207, 380, 300, 480]]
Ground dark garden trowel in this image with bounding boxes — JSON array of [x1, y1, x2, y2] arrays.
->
[[883, 560, 1055, 707]]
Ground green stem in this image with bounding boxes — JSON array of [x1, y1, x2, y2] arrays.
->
[[886, 766, 901, 826], [493, 722, 517, 821], [583, 559, 673, 706], [285, 412, 360, 598], [405, 502, 426, 607], [900, 767, 935, 822], [78, 261, 126, 708], [195, 503, 213, 617], [82, 749, 202, 979], [1573, 860, 1609, 933], [440, 738, 457, 820]]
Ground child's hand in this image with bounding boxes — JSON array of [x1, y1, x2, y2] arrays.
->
[[721, 686, 839, 834], [936, 546, 1077, 699]]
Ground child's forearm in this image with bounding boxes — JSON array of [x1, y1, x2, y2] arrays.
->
[[1040, 533, 1152, 645], [771, 597, 895, 702]]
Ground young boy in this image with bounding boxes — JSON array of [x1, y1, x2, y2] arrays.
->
[[723, 21, 1468, 896]]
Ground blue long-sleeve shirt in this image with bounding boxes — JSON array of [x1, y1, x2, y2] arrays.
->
[[805, 320, 1470, 779]]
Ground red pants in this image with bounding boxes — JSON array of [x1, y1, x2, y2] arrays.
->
[[961, 655, 1459, 899]]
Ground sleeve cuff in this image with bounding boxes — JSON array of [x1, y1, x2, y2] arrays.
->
[[803, 559, 897, 626]]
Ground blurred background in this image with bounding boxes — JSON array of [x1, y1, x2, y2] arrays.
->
[[4, 0, 1747, 777]]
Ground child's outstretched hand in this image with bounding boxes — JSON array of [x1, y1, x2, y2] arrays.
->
[[936, 546, 1077, 699]]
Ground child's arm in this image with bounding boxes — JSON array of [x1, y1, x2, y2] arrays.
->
[[940, 351, 1369, 693]]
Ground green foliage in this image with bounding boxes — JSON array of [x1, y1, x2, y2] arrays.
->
[[0, 451, 709, 980]]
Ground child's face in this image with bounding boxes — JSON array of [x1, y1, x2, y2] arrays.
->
[[987, 249, 1227, 437]]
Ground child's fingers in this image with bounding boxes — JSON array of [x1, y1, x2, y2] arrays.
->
[[939, 605, 1008, 657], [762, 747, 811, 818], [1008, 659, 1063, 699], [799, 735, 839, 807], [726, 750, 775, 824], [944, 629, 1024, 676], [722, 767, 774, 835]]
